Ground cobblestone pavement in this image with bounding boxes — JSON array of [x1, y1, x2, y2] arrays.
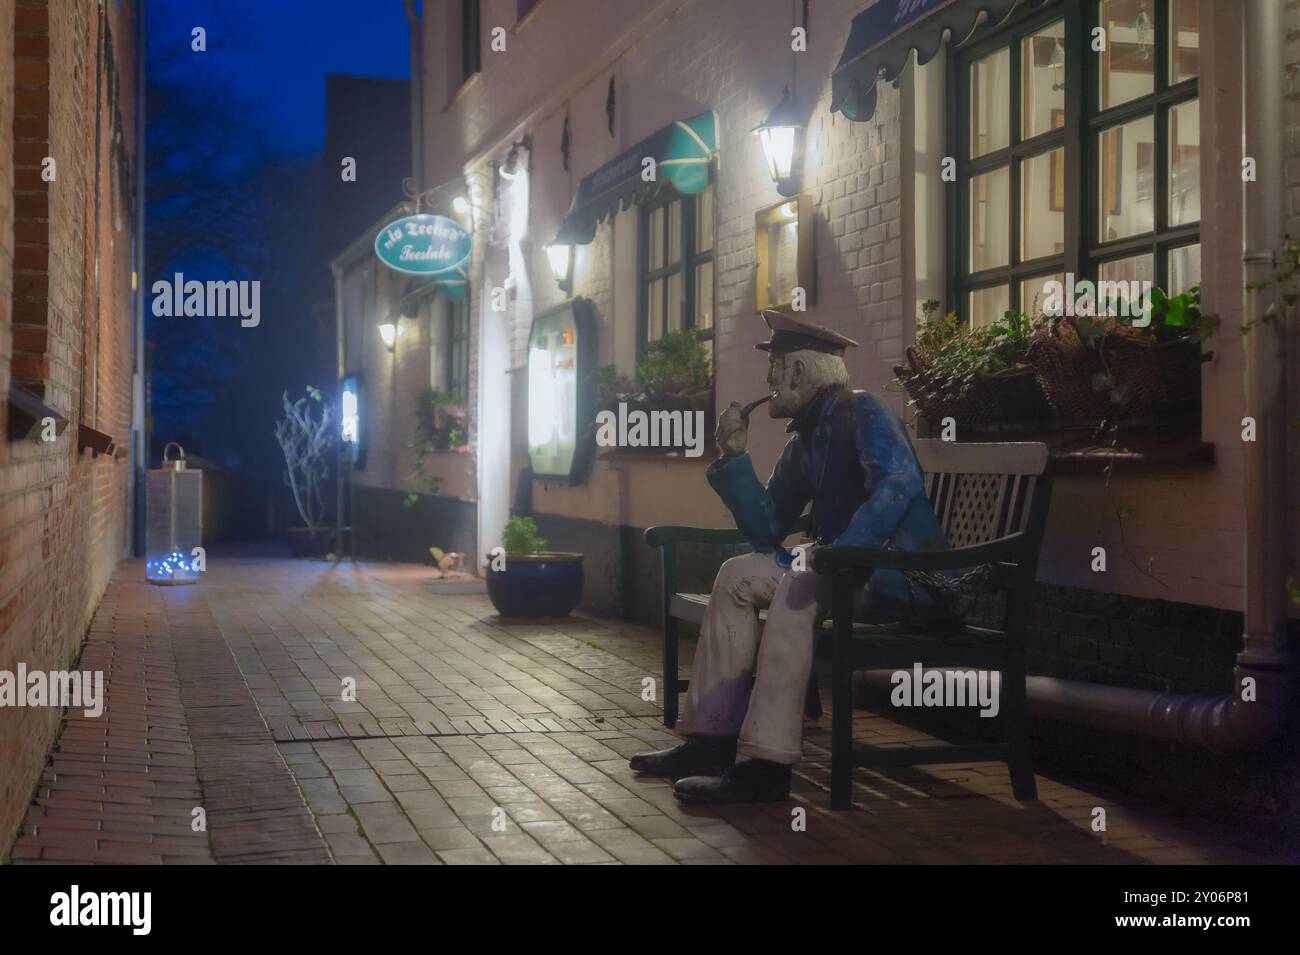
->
[[10, 555, 1278, 864]]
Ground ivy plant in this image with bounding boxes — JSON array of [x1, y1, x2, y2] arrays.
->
[[909, 304, 1035, 405], [403, 389, 466, 507]]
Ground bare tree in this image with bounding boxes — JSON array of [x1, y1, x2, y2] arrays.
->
[[274, 388, 333, 530]]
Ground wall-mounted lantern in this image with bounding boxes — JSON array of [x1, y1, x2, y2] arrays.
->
[[378, 320, 405, 351], [546, 240, 575, 293], [752, 85, 805, 197]]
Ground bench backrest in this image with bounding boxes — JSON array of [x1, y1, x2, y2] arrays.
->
[[912, 440, 1051, 549]]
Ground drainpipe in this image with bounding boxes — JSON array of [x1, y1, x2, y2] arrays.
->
[[859, 3, 1293, 751], [405, 0, 424, 194], [1238, 0, 1291, 682]]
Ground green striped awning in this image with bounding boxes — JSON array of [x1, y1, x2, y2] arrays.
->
[[832, 0, 1052, 122], [553, 112, 717, 245]]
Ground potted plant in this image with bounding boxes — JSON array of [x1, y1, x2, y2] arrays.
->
[[636, 328, 713, 412], [894, 301, 1050, 431], [273, 386, 335, 557], [485, 516, 585, 619], [593, 328, 714, 417]]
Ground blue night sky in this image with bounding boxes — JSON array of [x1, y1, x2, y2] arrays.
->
[[144, 1, 415, 471], [148, 0, 411, 155]]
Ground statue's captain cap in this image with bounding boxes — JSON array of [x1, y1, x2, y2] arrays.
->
[[755, 310, 859, 356]]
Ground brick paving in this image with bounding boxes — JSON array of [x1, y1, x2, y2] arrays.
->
[[8, 554, 1279, 864]]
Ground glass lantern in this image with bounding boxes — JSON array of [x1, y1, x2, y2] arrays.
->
[[146, 442, 203, 584]]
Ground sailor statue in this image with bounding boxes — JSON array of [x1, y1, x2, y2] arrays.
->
[[630, 311, 952, 803]]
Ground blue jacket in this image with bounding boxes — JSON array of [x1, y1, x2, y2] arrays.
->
[[707, 387, 952, 616]]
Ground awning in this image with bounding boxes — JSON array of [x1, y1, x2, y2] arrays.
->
[[553, 111, 717, 245], [831, 0, 1052, 123], [399, 269, 466, 318]]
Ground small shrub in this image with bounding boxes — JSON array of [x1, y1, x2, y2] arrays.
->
[[502, 516, 546, 556], [636, 329, 712, 397]]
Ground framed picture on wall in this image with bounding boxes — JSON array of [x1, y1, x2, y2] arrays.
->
[[754, 193, 815, 312]]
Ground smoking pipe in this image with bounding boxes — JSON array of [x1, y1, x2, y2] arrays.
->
[[739, 393, 773, 420]]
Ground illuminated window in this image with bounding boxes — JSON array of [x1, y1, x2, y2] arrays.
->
[[950, 2, 1199, 325], [639, 185, 714, 355], [340, 373, 365, 469]]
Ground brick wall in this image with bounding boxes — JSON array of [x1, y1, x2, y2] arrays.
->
[[0, 0, 137, 859], [0, 0, 13, 446], [10, 0, 48, 393], [1286, 0, 1300, 615]]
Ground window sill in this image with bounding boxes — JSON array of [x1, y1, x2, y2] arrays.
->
[[78, 423, 115, 456], [443, 72, 481, 113], [6, 382, 67, 441], [598, 444, 716, 465], [512, 2, 543, 33], [947, 424, 1213, 476]]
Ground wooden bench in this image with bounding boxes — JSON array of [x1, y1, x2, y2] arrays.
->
[[644, 439, 1053, 809]]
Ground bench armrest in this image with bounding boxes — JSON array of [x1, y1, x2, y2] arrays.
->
[[814, 532, 1029, 573], [644, 525, 749, 548]]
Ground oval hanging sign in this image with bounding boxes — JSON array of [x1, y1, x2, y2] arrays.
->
[[374, 214, 472, 275]]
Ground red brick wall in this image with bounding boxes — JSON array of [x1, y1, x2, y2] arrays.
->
[[0, 0, 137, 858], [10, 0, 48, 391]]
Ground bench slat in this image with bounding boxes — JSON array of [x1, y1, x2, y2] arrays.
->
[[913, 439, 1050, 476]]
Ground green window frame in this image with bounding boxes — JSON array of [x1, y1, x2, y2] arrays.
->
[[1085, 0, 1200, 298], [445, 298, 469, 403], [638, 184, 715, 356], [948, 0, 1200, 326]]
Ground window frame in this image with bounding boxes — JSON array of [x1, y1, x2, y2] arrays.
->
[[461, 0, 481, 83], [1083, 0, 1199, 292], [444, 297, 469, 403], [946, 0, 1200, 324], [636, 184, 715, 358]]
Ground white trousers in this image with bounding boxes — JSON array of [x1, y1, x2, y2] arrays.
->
[[676, 552, 822, 765]]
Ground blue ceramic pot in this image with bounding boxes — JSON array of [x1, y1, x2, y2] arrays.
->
[[486, 552, 584, 619]]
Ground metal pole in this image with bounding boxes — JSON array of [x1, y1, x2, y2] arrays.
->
[[332, 262, 345, 560], [130, 0, 147, 556]]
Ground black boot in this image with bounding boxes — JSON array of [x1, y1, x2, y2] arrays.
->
[[629, 735, 737, 780], [673, 758, 792, 804]]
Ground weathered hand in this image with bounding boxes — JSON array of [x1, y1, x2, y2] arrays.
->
[[715, 401, 749, 458]]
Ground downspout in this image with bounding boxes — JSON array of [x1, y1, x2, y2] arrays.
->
[[405, 0, 424, 194], [861, 3, 1293, 750]]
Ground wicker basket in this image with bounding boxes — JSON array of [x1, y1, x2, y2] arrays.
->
[[1094, 323, 1200, 411], [895, 346, 1050, 431], [1027, 318, 1201, 421]]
